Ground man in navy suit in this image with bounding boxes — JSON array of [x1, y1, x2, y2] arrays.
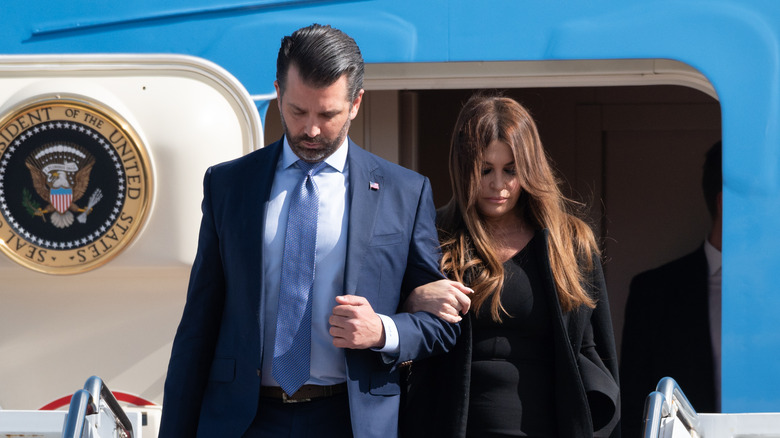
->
[[159, 24, 458, 437], [620, 141, 722, 436]]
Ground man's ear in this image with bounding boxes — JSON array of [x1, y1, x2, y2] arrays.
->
[[274, 80, 282, 111], [349, 89, 365, 120]]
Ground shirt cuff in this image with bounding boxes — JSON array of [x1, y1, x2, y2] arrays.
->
[[373, 314, 400, 355]]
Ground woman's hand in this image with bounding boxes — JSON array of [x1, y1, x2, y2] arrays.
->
[[402, 279, 474, 323]]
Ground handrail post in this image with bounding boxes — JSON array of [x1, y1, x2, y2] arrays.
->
[[83, 376, 135, 438], [642, 391, 667, 438], [61, 389, 95, 438], [657, 377, 700, 433]]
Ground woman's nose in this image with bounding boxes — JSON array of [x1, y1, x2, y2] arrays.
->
[[489, 173, 502, 189]]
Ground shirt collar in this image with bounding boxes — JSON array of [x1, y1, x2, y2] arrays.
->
[[704, 238, 722, 276], [281, 136, 349, 173]]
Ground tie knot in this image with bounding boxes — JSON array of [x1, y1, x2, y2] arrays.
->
[[296, 160, 326, 176]]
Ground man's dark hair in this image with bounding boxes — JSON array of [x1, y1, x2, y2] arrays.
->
[[702, 140, 722, 219], [276, 23, 364, 102]]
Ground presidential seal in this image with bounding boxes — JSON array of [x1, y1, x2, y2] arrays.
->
[[0, 97, 153, 274]]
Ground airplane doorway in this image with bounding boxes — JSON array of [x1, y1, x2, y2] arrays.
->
[[264, 75, 721, 356]]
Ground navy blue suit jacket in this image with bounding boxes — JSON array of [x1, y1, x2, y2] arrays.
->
[[159, 138, 458, 437]]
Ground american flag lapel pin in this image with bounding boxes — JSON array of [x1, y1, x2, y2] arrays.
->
[[369, 181, 380, 191]]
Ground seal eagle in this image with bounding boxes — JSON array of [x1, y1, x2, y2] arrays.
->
[[25, 143, 96, 229]]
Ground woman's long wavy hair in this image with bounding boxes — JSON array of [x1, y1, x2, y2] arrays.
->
[[438, 94, 599, 321]]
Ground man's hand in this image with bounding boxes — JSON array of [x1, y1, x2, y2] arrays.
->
[[329, 295, 386, 349], [401, 279, 473, 323]]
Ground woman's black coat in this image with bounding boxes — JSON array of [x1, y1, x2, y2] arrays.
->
[[401, 230, 620, 437]]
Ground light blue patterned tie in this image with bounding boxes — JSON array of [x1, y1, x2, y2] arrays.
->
[[272, 160, 325, 396]]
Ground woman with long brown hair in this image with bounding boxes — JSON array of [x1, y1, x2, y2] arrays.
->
[[402, 94, 620, 437]]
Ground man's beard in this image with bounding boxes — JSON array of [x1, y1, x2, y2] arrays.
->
[[281, 114, 351, 163]]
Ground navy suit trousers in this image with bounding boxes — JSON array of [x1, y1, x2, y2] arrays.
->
[[244, 392, 352, 438]]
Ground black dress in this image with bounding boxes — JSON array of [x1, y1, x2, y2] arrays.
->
[[466, 238, 558, 437]]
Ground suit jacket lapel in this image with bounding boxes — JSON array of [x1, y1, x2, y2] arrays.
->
[[344, 140, 382, 295], [250, 139, 282, 350], [247, 139, 282, 254]]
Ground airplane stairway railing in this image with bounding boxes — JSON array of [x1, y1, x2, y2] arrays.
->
[[62, 376, 135, 438], [642, 376, 780, 438], [643, 377, 701, 438]]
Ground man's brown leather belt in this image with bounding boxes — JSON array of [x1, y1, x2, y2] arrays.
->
[[260, 383, 348, 403]]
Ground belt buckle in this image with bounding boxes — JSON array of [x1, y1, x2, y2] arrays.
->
[[281, 392, 310, 404]]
